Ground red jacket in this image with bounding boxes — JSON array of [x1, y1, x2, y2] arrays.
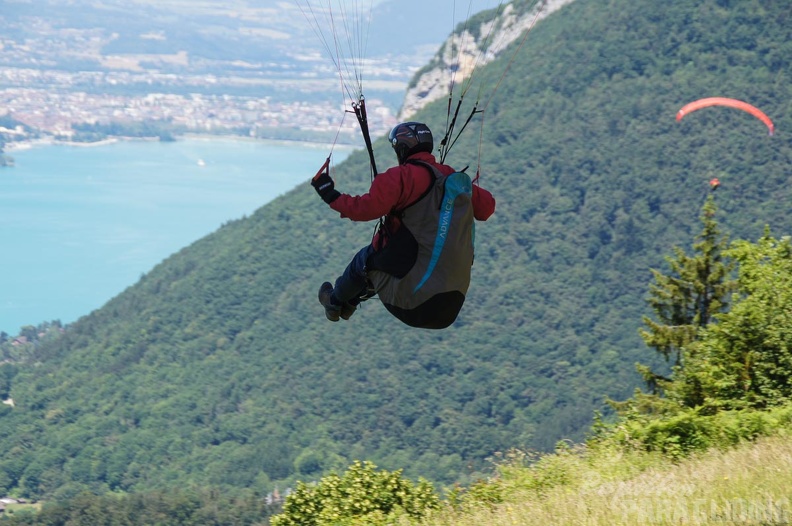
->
[[330, 152, 496, 247]]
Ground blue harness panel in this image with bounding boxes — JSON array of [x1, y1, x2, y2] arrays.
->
[[413, 172, 473, 293]]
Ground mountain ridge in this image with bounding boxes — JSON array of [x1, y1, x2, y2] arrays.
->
[[399, 0, 577, 119]]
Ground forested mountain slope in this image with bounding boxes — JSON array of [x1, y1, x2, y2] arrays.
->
[[1, 0, 791, 501]]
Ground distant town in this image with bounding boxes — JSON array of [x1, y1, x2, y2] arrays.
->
[[0, 6, 419, 153], [0, 64, 403, 151]]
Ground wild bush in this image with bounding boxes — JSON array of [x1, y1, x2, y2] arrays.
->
[[270, 461, 440, 526]]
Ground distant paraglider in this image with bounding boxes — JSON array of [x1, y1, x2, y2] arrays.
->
[[676, 97, 775, 136]]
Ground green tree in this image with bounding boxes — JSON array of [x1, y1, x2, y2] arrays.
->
[[637, 196, 735, 393], [670, 231, 792, 411]]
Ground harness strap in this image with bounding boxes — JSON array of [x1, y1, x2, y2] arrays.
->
[[352, 97, 378, 178], [402, 160, 439, 210], [375, 159, 438, 250]]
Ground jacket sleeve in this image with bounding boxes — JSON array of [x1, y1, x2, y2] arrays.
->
[[472, 185, 496, 221], [329, 169, 402, 221]]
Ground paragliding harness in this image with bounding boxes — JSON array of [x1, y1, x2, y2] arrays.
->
[[365, 159, 475, 329]]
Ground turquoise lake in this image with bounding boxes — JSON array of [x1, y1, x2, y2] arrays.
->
[[0, 138, 352, 335]]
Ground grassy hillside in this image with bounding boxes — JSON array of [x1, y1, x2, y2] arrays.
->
[[418, 433, 792, 526], [1, 0, 792, 503]]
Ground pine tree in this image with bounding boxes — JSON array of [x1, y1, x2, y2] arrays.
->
[[636, 195, 735, 394]]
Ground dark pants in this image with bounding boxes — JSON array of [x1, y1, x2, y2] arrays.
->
[[333, 244, 375, 305]]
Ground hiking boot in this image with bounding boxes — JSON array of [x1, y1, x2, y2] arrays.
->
[[340, 303, 356, 320], [318, 282, 341, 322]]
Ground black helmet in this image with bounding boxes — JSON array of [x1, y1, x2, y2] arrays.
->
[[388, 122, 433, 164]]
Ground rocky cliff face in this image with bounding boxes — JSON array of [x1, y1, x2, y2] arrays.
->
[[398, 0, 576, 120]]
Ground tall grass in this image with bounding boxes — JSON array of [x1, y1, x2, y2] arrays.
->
[[416, 436, 792, 526]]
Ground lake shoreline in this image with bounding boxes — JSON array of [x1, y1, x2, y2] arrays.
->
[[3, 134, 359, 154]]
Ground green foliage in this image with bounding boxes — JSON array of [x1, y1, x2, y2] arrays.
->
[[270, 461, 440, 526], [0, 322, 63, 363], [597, 403, 792, 460], [497, 444, 581, 497], [0, 488, 281, 526], [445, 478, 505, 513], [672, 231, 792, 411]]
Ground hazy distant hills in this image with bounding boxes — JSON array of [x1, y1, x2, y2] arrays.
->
[[1, 0, 792, 503], [0, 0, 496, 74], [0, 0, 499, 112]]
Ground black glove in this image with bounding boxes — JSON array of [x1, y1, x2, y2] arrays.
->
[[311, 170, 341, 204]]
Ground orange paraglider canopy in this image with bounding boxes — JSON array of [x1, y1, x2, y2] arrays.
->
[[676, 97, 774, 136]]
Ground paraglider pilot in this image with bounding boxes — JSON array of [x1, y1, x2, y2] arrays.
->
[[311, 121, 496, 324]]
